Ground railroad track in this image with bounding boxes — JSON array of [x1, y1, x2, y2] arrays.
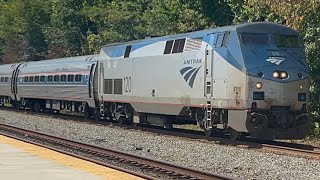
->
[[0, 123, 233, 180], [254, 141, 320, 160], [1, 107, 320, 160]]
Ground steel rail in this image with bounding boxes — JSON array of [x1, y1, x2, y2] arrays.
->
[[1, 107, 319, 160], [0, 123, 234, 180], [260, 143, 320, 159]]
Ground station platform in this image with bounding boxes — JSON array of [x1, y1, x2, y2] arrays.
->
[[0, 135, 142, 180]]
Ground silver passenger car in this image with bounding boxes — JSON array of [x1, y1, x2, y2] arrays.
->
[[0, 63, 22, 105], [16, 55, 99, 113]]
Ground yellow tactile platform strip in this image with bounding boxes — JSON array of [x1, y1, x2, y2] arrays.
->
[[0, 135, 143, 180]]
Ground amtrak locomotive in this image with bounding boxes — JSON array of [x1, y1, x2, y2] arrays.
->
[[0, 22, 310, 139]]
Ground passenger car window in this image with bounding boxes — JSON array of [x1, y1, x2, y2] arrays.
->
[[24, 76, 29, 83], [67, 75, 74, 82], [29, 76, 34, 82], [60, 75, 67, 82], [241, 33, 269, 45], [4, 77, 8, 82], [75, 74, 82, 82], [35, 76, 39, 82], [53, 75, 59, 82], [40, 76, 45, 82], [48, 75, 53, 82], [0, 77, 4, 82]]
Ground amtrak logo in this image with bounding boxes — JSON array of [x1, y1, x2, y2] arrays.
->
[[266, 57, 285, 65], [180, 66, 201, 88]]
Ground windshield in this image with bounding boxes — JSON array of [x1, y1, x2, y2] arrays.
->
[[275, 35, 303, 48], [241, 33, 269, 45]]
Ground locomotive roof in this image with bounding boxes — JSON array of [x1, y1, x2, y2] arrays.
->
[[102, 22, 298, 48]]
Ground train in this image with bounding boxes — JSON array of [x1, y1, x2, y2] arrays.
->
[[0, 22, 310, 140]]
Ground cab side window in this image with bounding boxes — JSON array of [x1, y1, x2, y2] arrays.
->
[[216, 33, 224, 47], [163, 38, 186, 54]]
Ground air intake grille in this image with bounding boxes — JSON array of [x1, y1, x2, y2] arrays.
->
[[104, 79, 113, 94], [184, 38, 203, 52], [113, 79, 123, 95]]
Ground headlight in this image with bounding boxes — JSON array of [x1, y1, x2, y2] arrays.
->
[[280, 72, 288, 79], [273, 71, 288, 79], [255, 82, 263, 89]]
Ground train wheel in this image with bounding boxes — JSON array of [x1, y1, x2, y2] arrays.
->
[[114, 111, 124, 124], [204, 127, 216, 137], [84, 109, 90, 119], [12, 101, 21, 109], [12, 102, 17, 109], [228, 128, 241, 140], [33, 101, 41, 113], [94, 108, 101, 121], [84, 104, 91, 120], [202, 116, 218, 137], [124, 104, 133, 125]]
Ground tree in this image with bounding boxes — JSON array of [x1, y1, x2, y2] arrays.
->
[[142, 0, 208, 35], [300, 2, 320, 119], [84, 0, 211, 53], [0, 0, 50, 63], [183, 0, 234, 26], [43, 0, 90, 58]]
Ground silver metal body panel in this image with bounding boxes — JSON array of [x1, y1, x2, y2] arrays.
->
[[98, 42, 249, 115], [247, 76, 310, 110], [0, 63, 20, 99], [99, 49, 208, 115], [16, 55, 99, 106]]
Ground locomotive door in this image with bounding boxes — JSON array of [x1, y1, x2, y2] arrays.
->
[[204, 34, 214, 98]]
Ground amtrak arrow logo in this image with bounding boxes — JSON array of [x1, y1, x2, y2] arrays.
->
[[266, 57, 285, 65], [180, 66, 201, 88]]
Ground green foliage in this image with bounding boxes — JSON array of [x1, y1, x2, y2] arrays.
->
[[0, 0, 236, 58], [183, 0, 235, 26], [43, 0, 89, 58], [301, 4, 320, 119], [83, 0, 225, 53], [142, 0, 208, 35], [0, 0, 50, 62], [230, 0, 280, 23]]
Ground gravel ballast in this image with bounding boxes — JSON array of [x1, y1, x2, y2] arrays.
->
[[0, 110, 319, 179]]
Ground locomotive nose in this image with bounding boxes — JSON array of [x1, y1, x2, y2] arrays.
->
[[248, 73, 309, 108]]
